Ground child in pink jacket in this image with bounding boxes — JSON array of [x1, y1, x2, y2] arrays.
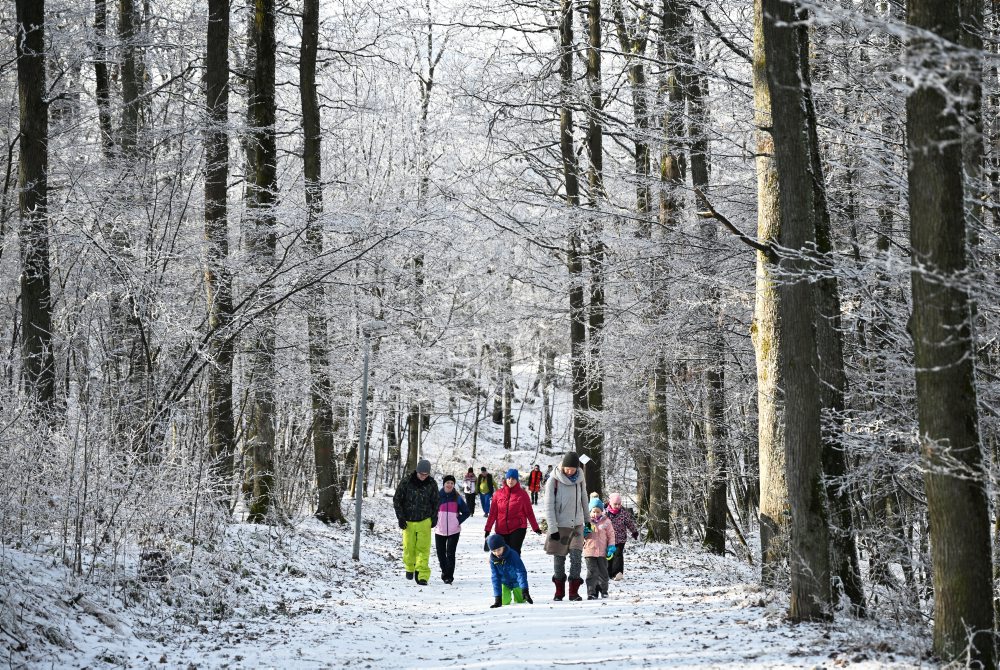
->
[[582, 498, 614, 599]]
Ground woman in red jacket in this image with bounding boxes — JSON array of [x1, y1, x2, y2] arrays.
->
[[485, 469, 542, 553], [527, 464, 543, 505]]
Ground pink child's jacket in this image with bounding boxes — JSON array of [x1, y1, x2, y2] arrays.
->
[[582, 515, 614, 558]]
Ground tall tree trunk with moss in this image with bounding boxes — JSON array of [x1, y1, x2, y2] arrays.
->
[[204, 0, 235, 504], [751, 0, 788, 588], [302, 0, 344, 523], [246, 0, 279, 523], [15, 0, 56, 412], [761, 0, 831, 622], [907, 0, 995, 662]]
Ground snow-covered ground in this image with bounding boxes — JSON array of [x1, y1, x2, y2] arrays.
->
[[2, 362, 933, 668], [3, 489, 930, 669]]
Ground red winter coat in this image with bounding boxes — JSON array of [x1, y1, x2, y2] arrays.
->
[[528, 469, 543, 492], [485, 482, 541, 535]]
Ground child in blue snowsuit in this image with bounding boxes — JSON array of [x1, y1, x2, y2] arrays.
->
[[487, 534, 533, 607]]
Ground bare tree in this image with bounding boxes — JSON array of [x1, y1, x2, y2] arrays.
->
[[907, 0, 995, 662], [15, 0, 56, 411]]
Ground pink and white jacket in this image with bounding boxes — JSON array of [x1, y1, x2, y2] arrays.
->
[[582, 514, 614, 558], [434, 488, 471, 536]]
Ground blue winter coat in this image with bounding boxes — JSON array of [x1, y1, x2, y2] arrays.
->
[[489, 546, 529, 597]]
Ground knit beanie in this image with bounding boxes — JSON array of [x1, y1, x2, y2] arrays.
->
[[505, 468, 519, 480], [608, 492, 622, 507], [442, 474, 456, 484], [589, 498, 605, 511], [416, 459, 431, 474], [487, 534, 506, 551], [560, 452, 580, 468]]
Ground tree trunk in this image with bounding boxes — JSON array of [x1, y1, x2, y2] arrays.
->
[[246, 0, 278, 523], [93, 0, 114, 159], [559, 0, 587, 469], [204, 0, 235, 506], [751, 0, 789, 588], [907, 0, 995, 662], [646, 356, 670, 542], [703, 334, 727, 555], [406, 402, 420, 472], [582, 0, 604, 496], [761, 0, 831, 622], [119, 0, 142, 156], [540, 345, 554, 452], [611, 0, 651, 235], [800, 15, 866, 616], [679, 12, 726, 556], [302, 0, 344, 524], [15, 0, 56, 412], [501, 343, 513, 450]]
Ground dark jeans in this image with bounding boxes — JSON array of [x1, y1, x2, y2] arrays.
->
[[501, 527, 527, 554], [586, 556, 609, 597], [464, 493, 477, 516], [435, 533, 460, 581], [479, 493, 492, 515], [530, 490, 539, 505], [608, 542, 626, 578]]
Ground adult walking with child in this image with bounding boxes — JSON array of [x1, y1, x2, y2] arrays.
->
[[543, 452, 589, 602]]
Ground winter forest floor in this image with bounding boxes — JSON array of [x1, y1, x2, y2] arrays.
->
[[3, 493, 934, 669]]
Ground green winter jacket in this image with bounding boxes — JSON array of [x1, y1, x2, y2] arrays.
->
[[393, 472, 439, 526]]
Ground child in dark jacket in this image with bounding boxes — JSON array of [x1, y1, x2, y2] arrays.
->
[[487, 534, 532, 607]]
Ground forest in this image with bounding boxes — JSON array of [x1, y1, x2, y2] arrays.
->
[[1, 0, 997, 666]]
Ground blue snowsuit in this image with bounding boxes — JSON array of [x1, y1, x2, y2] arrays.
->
[[490, 546, 529, 601]]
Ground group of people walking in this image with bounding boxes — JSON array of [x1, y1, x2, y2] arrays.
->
[[460, 464, 549, 517], [392, 453, 639, 606]]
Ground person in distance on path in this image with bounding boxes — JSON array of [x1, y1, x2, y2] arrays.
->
[[476, 467, 496, 517], [434, 475, 471, 584], [528, 465, 543, 505], [543, 452, 589, 602], [487, 534, 532, 608], [485, 468, 542, 554], [393, 459, 438, 586], [462, 467, 478, 516]]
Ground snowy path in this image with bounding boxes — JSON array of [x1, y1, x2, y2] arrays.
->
[[151, 498, 923, 669]]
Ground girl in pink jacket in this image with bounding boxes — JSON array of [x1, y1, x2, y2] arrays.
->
[[582, 498, 614, 599]]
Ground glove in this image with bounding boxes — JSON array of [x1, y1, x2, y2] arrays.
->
[[583, 524, 592, 537], [490, 596, 502, 608], [606, 545, 617, 559], [533, 529, 542, 535], [398, 519, 407, 530], [549, 531, 560, 541], [523, 589, 533, 604], [485, 530, 490, 537]]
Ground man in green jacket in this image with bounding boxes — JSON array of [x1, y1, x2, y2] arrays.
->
[[393, 459, 438, 585]]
